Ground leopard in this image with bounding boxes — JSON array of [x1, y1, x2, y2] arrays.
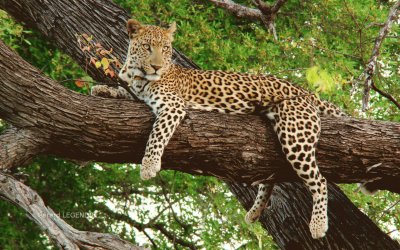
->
[[91, 19, 347, 239]]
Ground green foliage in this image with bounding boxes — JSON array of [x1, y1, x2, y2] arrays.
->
[[0, 119, 7, 133], [0, 201, 51, 250], [306, 66, 339, 94], [0, 11, 32, 49], [0, 0, 399, 248], [0, 10, 92, 95], [0, 158, 275, 249], [340, 184, 400, 237]]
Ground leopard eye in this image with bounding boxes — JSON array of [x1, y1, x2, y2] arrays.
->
[[142, 44, 151, 51], [162, 45, 170, 52]]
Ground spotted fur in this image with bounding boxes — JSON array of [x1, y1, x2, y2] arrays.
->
[[92, 20, 347, 239]]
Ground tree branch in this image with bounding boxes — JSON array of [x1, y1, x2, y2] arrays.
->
[[95, 203, 198, 250], [208, 0, 287, 39], [0, 172, 143, 250], [356, 0, 400, 111], [208, 0, 262, 20], [371, 81, 400, 110], [0, 126, 45, 169], [0, 39, 399, 191], [229, 181, 400, 249]]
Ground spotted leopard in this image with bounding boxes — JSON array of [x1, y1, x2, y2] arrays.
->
[[92, 19, 347, 239]]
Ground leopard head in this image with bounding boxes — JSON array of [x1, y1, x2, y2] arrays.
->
[[119, 19, 176, 82]]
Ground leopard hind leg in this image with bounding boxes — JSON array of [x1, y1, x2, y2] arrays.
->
[[267, 100, 328, 239], [245, 183, 274, 223]]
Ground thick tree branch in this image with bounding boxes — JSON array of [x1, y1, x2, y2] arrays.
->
[[0, 126, 46, 169], [356, 0, 400, 111], [0, 172, 143, 250], [0, 39, 399, 191]]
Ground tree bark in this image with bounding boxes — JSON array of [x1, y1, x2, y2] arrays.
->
[[0, 0, 399, 249], [0, 38, 399, 189], [1, 0, 399, 191], [229, 182, 400, 250], [0, 126, 46, 169]]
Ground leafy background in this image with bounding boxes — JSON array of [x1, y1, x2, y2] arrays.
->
[[0, 0, 399, 249]]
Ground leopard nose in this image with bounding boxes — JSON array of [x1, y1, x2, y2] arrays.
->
[[151, 65, 162, 71]]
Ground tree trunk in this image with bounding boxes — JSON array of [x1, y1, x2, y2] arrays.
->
[[0, 0, 399, 249], [229, 182, 400, 249]]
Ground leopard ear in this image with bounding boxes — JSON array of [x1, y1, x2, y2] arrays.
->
[[127, 19, 143, 36], [167, 21, 176, 35]]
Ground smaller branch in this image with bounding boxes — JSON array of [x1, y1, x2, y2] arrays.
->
[[355, 1, 400, 111], [159, 177, 191, 232], [0, 172, 143, 250], [366, 22, 385, 28], [208, 0, 262, 20], [208, 0, 287, 39], [95, 203, 198, 250], [253, 0, 287, 39], [0, 126, 46, 170], [270, 0, 287, 13], [142, 229, 158, 249], [311, 43, 362, 60], [371, 81, 400, 110], [373, 66, 400, 110], [253, 0, 272, 14], [387, 229, 399, 235], [378, 199, 400, 222], [109, 187, 160, 197], [148, 205, 173, 226]]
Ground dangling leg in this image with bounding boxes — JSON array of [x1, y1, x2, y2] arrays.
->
[[140, 92, 186, 180], [245, 183, 274, 223], [271, 100, 328, 239]]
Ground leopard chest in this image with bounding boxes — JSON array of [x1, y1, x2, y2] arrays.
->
[[129, 79, 151, 101]]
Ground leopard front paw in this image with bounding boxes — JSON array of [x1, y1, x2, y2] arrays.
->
[[91, 85, 118, 98], [309, 214, 328, 239], [140, 156, 161, 180]]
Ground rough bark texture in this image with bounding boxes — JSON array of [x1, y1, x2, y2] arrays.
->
[[0, 0, 399, 249], [1, 0, 399, 190], [229, 182, 399, 250], [0, 126, 46, 169], [0, 39, 399, 189]]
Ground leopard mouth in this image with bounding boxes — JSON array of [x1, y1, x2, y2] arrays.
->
[[144, 74, 161, 81], [134, 67, 162, 81], [138, 68, 161, 81]]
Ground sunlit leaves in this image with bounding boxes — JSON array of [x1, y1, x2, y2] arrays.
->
[[306, 66, 339, 94], [75, 79, 85, 88], [76, 33, 120, 79], [101, 57, 109, 70]]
